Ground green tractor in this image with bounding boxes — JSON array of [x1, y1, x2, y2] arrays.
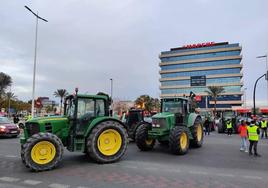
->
[[135, 97, 203, 154], [20, 90, 128, 171], [217, 111, 239, 134]]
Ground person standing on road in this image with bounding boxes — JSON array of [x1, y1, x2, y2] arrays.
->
[[238, 120, 248, 152], [226, 119, 232, 136], [260, 119, 267, 139], [204, 117, 210, 135], [247, 120, 261, 157]]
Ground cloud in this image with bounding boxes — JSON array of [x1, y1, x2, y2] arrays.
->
[[0, 0, 268, 106]]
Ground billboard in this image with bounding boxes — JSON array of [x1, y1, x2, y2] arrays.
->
[[190, 76, 206, 86]]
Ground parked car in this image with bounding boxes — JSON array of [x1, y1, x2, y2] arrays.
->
[[0, 116, 20, 137]]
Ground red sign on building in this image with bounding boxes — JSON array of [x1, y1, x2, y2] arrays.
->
[[195, 95, 202, 102], [183, 42, 215, 49]]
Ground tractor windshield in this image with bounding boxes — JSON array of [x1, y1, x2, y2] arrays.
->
[[65, 98, 75, 119], [162, 99, 183, 114]]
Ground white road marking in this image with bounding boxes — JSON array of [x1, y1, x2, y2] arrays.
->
[[123, 165, 138, 169], [144, 167, 158, 171], [189, 171, 208, 175], [164, 169, 181, 173], [241, 176, 262, 180], [23, 180, 42, 185], [5, 155, 19, 158], [0, 177, 20, 182], [215, 173, 235, 178], [49, 183, 71, 188]]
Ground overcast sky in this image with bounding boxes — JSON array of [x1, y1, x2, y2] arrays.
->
[[1, 0, 268, 106]]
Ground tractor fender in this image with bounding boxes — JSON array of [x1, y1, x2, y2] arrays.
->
[[84, 117, 127, 138], [187, 113, 202, 127]]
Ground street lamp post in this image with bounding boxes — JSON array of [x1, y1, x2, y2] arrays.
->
[[256, 54, 268, 106], [253, 74, 266, 117], [110, 78, 113, 116], [243, 87, 247, 107], [8, 87, 11, 118], [25, 6, 48, 118]]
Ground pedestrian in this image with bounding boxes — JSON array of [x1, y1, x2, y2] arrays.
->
[[238, 120, 248, 152], [247, 120, 261, 157], [226, 119, 232, 136], [260, 119, 267, 139], [204, 117, 210, 135]]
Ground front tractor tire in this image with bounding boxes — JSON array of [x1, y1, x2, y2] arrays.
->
[[190, 118, 204, 148], [87, 120, 128, 163], [135, 123, 155, 151], [169, 126, 189, 155], [21, 133, 64, 172]]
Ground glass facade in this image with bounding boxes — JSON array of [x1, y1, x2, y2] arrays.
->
[[161, 59, 241, 70], [159, 42, 243, 110], [161, 77, 241, 86], [161, 51, 240, 62]]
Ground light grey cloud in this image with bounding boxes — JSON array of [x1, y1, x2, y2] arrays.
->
[[0, 0, 268, 106]]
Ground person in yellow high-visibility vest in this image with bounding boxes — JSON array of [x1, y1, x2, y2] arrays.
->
[[226, 119, 232, 136], [247, 121, 261, 157], [260, 119, 267, 139], [26, 114, 32, 121]]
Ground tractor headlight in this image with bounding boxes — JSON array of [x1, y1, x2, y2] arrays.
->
[[156, 124, 160, 128]]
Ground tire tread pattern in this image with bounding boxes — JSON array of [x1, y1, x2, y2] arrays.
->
[[135, 124, 155, 151], [22, 132, 64, 172], [169, 126, 189, 155], [190, 118, 203, 148], [87, 121, 128, 164]]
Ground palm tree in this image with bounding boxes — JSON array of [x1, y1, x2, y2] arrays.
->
[[135, 95, 160, 113], [205, 86, 225, 115], [0, 72, 12, 99], [4, 92, 17, 117], [54, 89, 68, 115]]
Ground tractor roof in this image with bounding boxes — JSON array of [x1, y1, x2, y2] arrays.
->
[[77, 94, 108, 100], [66, 94, 108, 100]]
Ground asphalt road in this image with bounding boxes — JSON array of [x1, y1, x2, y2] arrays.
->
[[0, 132, 267, 188]]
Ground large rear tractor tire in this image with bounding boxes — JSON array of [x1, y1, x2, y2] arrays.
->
[[190, 118, 203, 148], [87, 121, 128, 163], [20, 144, 28, 168], [135, 123, 155, 151], [22, 133, 64, 172], [169, 126, 189, 155]]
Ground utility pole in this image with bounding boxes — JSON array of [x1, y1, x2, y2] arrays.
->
[[253, 74, 266, 117], [110, 78, 113, 116], [257, 55, 268, 106], [25, 6, 48, 118]]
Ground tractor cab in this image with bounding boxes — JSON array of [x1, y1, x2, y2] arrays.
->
[[161, 98, 189, 125], [63, 93, 109, 151], [64, 94, 108, 133]]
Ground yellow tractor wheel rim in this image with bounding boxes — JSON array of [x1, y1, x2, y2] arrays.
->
[[97, 129, 122, 156], [180, 132, 188, 149], [197, 124, 203, 141], [31, 141, 56, 165], [145, 139, 153, 145]]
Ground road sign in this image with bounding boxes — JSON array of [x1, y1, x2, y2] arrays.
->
[[190, 76, 206, 86]]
